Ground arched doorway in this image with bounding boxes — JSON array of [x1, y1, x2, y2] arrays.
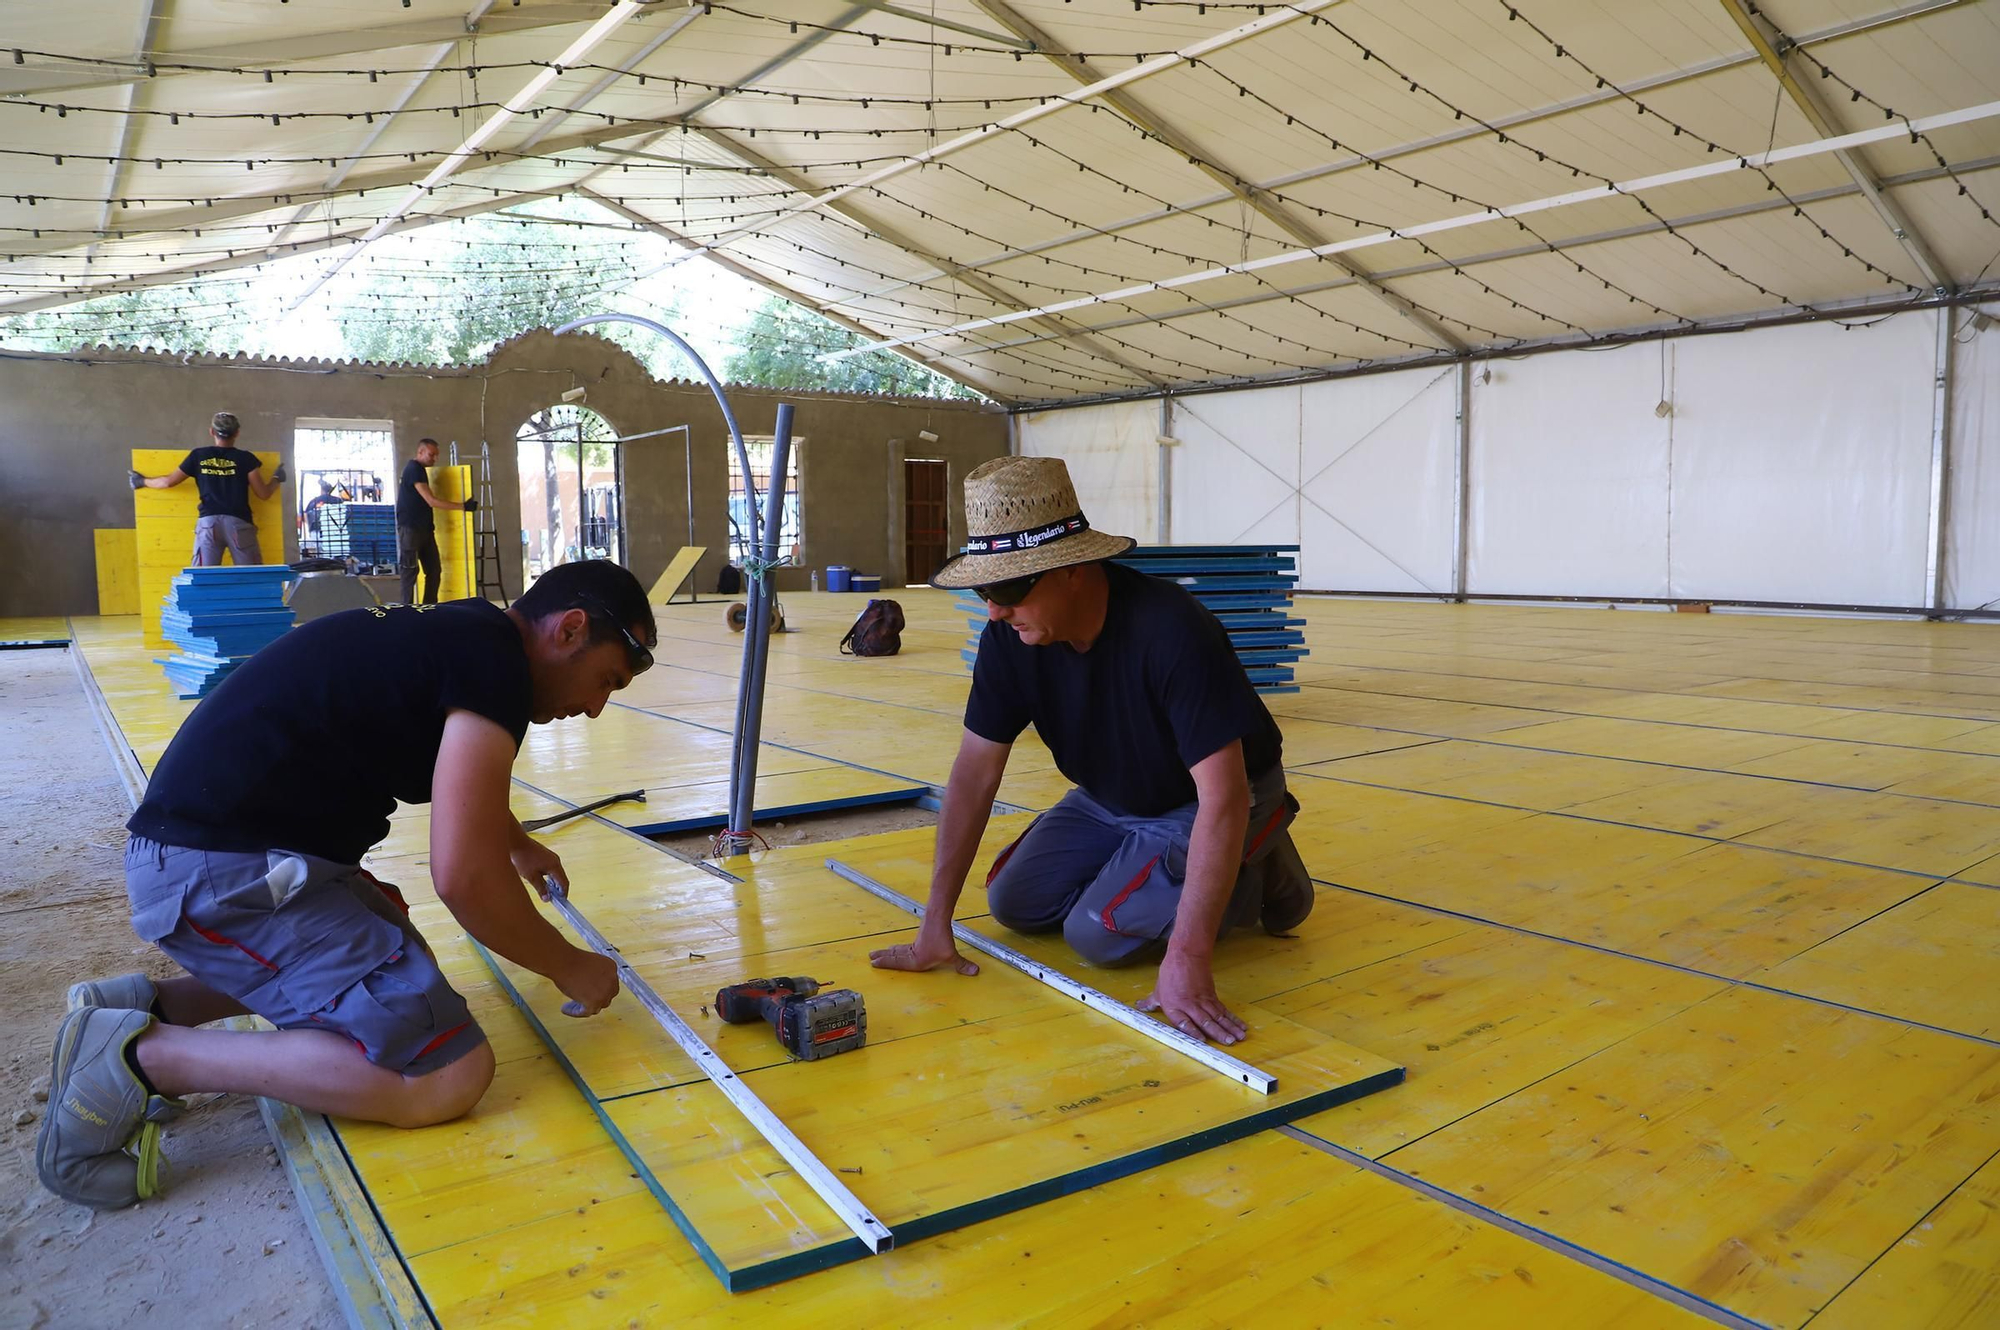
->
[[516, 403, 622, 588]]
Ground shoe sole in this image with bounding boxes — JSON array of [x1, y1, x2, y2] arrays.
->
[[34, 1009, 91, 1199]]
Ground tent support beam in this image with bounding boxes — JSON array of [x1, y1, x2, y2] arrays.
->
[[1719, 0, 1954, 294], [967, 0, 1466, 355]]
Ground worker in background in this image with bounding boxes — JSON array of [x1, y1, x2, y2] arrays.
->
[[39, 560, 656, 1211], [869, 456, 1312, 1046], [302, 479, 343, 552], [128, 411, 286, 566], [398, 436, 476, 605]]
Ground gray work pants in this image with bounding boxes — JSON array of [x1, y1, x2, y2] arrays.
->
[[191, 515, 261, 566], [984, 764, 1308, 966]]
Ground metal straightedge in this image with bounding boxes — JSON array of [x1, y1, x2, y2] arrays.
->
[[824, 859, 1278, 1094]]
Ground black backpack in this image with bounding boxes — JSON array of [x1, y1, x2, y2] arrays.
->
[[840, 599, 904, 657], [715, 564, 743, 595]]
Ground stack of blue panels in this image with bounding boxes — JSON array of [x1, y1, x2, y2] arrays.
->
[[156, 565, 298, 699], [319, 503, 399, 566], [956, 544, 1306, 693]]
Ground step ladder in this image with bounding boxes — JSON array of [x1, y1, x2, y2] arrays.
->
[[452, 440, 510, 603]]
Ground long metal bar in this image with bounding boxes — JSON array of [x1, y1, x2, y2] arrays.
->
[[848, 0, 1977, 305], [727, 406, 793, 847], [1718, 0, 1952, 294], [542, 876, 891, 1254], [825, 97, 2000, 362], [824, 859, 1278, 1094], [1452, 361, 1471, 601], [656, 0, 1337, 270], [1926, 307, 1958, 611], [970, 0, 1465, 354]]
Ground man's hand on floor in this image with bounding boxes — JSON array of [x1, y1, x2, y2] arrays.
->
[[870, 922, 980, 976], [1139, 949, 1248, 1045]]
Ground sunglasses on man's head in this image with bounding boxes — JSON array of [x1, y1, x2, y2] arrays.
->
[[972, 571, 1044, 607], [576, 593, 654, 676]]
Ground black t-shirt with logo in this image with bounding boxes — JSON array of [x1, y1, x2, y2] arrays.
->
[[396, 458, 434, 529], [964, 561, 1282, 817], [177, 445, 261, 521], [128, 600, 533, 864]]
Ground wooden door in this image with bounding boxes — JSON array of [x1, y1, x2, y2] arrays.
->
[[904, 459, 948, 585]]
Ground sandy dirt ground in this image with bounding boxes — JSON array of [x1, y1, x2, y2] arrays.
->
[[0, 649, 340, 1330]]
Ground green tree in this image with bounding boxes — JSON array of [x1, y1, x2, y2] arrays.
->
[[724, 297, 977, 399], [0, 276, 256, 355]]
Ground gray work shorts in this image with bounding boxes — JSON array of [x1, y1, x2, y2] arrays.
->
[[983, 764, 1307, 966], [192, 515, 261, 567], [124, 836, 485, 1075]]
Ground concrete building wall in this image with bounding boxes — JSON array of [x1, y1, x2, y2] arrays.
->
[[0, 330, 1008, 617]]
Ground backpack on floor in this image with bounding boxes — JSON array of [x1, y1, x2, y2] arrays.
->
[[840, 598, 905, 657]]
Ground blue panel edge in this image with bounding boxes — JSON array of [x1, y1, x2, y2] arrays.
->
[[626, 786, 929, 837]]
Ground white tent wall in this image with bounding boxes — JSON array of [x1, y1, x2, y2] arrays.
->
[[1164, 385, 1302, 554], [1944, 303, 2000, 613], [1466, 341, 1672, 599], [1018, 308, 1986, 612], [1160, 370, 1458, 592], [1665, 314, 1937, 607], [1017, 399, 1160, 543]]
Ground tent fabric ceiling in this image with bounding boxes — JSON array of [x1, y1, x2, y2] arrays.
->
[[3, 0, 1997, 404]]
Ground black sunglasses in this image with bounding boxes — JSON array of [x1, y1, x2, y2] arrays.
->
[[576, 593, 654, 676], [972, 571, 1044, 607]]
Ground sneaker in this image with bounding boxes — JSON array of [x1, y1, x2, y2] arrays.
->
[[66, 972, 160, 1015], [1258, 837, 1316, 935], [35, 1008, 184, 1209]]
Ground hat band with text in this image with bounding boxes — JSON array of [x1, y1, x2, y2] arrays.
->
[[962, 513, 1088, 555]]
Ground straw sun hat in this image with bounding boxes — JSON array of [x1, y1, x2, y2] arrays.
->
[[930, 456, 1135, 590]]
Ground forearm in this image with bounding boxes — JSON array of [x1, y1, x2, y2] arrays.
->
[[439, 873, 575, 978], [923, 766, 1002, 929], [142, 475, 172, 489], [1168, 798, 1249, 961]]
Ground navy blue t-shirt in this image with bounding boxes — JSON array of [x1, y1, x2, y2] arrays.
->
[[129, 600, 533, 864], [964, 562, 1282, 816], [396, 458, 434, 529], [178, 445, 261, 521]]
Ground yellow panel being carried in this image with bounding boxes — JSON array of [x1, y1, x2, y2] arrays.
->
[[424, 463, 478, 602]]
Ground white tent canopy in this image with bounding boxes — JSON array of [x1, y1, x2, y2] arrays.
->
[[3, 0, 1998, 404]]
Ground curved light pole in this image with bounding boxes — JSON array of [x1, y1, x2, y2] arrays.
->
[[554, 313, 792, 855]]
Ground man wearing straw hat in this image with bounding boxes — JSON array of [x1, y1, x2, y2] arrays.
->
[[871, 456, 1312, 1046]]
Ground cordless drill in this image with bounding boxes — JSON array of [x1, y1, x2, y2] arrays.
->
[[714, 977, 867, 1061]]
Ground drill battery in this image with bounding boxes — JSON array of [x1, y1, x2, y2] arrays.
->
[[715, 976, 867, 1061], [768, 988, 867, 1061]]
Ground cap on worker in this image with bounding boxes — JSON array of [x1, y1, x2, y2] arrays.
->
[[929, 455, 1134, 590], [211, 411, 241, 438]]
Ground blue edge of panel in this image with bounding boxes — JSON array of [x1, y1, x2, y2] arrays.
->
[[480, 945, 1403, 1294], [624, 786, 928, 837]]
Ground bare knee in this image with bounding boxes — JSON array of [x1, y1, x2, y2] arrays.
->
[[388, 1040, 494, 1128]]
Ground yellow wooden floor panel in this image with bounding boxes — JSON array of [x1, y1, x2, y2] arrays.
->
[[1390, 987, 2000, 1328], [1811, 1147, 2000, 1330], [1316, 809, 1932, 978], [408, 1131, 1702, 1328], [1276, 922, 1724, 1157], [1755, 883, 2000, 1039], [63, 594, 2000, 1327], [0, 615, 73, 641]]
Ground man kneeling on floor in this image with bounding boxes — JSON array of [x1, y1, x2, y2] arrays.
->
[[39, 560, 657, 1210], [870, 456, 1312, 1045]]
